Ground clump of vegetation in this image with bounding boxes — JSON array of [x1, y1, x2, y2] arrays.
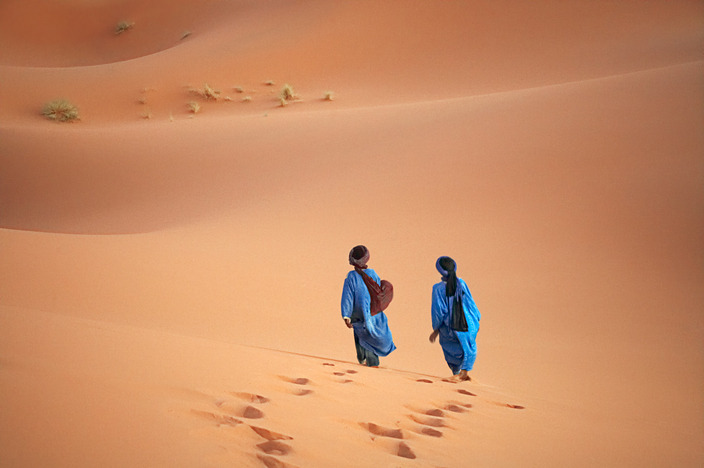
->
[[42, 99, 80, 122], [180, 31, 192, 40], [279, 84, 297, 102], [115, 20, 135, 35], [187, 101, 201, 114], [192, 83, 220, 100], [323, 91, 334, 101], [264, 80, 275, 86]]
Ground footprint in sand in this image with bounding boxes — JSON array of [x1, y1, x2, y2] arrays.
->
[[409, 414, 445, 428], [420, 427, 443, 437], [257, 440, 293, 456], [281, 376, 314, 396], [362, 422, 405, 440], [257, 454, 297, 468], [232, 392, 271, 404], [444, 403, 468, 413], [416, 379, 433, 384], [191, 409, 242, 427], [457, 389, 477, 396], [250, 426, 293, 441], [397, 441, 416, 459], [505, 403, 525, 410]]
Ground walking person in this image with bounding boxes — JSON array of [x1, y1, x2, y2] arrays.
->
[[341, 245, 396, 367], [429, 256, 481, 381]]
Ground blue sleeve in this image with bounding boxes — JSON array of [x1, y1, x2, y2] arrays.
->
[[431, 283, 447, 330], [341, 273, 354, 319]]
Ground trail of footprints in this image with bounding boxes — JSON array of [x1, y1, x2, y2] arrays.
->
[[189, 362, 524, 466]]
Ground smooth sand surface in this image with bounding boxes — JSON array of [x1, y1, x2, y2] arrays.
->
[[1, 1, 703, 466]]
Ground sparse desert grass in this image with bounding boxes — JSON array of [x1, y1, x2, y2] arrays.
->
[[187, 101, 201, 114], [42, 99, 79, 122], [234, 86, 244, 93], [115, 21, 135, 35], [279, 84, 297, 102], [191, 83, 220, 100], [141, 109, 152, 120], [242, 96, 252, 102], [324, 91, 335, 101], [181, 31, 192, 40]]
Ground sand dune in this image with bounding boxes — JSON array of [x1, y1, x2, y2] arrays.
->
[[1, 0, 703, 466]]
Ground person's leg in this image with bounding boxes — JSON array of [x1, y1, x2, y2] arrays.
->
[[365, 351, 379, 367], [353, 332, 366, 365]]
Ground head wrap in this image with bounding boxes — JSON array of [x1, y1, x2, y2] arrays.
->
[[436, 256, 458, 297], [349, 245, 370, 269]]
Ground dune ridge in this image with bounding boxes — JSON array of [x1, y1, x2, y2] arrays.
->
[[1, 0, 703, 466]]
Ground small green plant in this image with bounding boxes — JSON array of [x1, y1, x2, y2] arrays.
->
[[42, 99, 79, 122], [279, 84, 297, 102], [115, 20, 135, 35], [187, 101, 201, 114]]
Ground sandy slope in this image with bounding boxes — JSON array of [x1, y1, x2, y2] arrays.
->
[[1, 0, 703, 466]]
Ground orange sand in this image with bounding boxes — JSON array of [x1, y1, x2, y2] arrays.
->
[[1, 1, 703, 466]]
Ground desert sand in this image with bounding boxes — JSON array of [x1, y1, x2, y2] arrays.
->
[[1, 0, 703, 466]]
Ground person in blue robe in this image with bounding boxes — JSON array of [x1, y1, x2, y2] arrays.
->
[[429, 256, 481, 381], [341, 245, 396, 367]]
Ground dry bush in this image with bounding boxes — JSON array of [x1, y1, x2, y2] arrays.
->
[[187, 101, 201, 114], [115, 21, 135, 35], [42, 99, 80, 122], [279, 84, 297, 102], [192, 83, 220, 100], [323, 91, 334, 101]]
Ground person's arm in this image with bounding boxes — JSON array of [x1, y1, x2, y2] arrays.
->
[[429, 284, 446, 342], [341, 274, 354, 328], [429, 329, 440, 343]]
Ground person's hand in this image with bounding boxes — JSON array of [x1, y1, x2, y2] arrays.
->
[[344, 317, 353, 329], [429, 329, 439, 343]]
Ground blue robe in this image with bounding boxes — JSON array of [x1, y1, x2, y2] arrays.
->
[[341, 269, 396, 357], [431, 278, 480, 373]]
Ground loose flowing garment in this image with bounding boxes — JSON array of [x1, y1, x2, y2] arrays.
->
[[341, 269, 396, 357], [431, 278, 480, 373]]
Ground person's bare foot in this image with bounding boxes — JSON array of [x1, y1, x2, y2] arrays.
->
[[458, 370, 471, 381]]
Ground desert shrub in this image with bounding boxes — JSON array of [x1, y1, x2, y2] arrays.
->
[[115, 21, 135, 35], [187, 101, 201, 113], [42, 99, 80, 122], [190, 83, 220, 101], [323, 91, 334, 101], [279, 84, 297, 101]]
